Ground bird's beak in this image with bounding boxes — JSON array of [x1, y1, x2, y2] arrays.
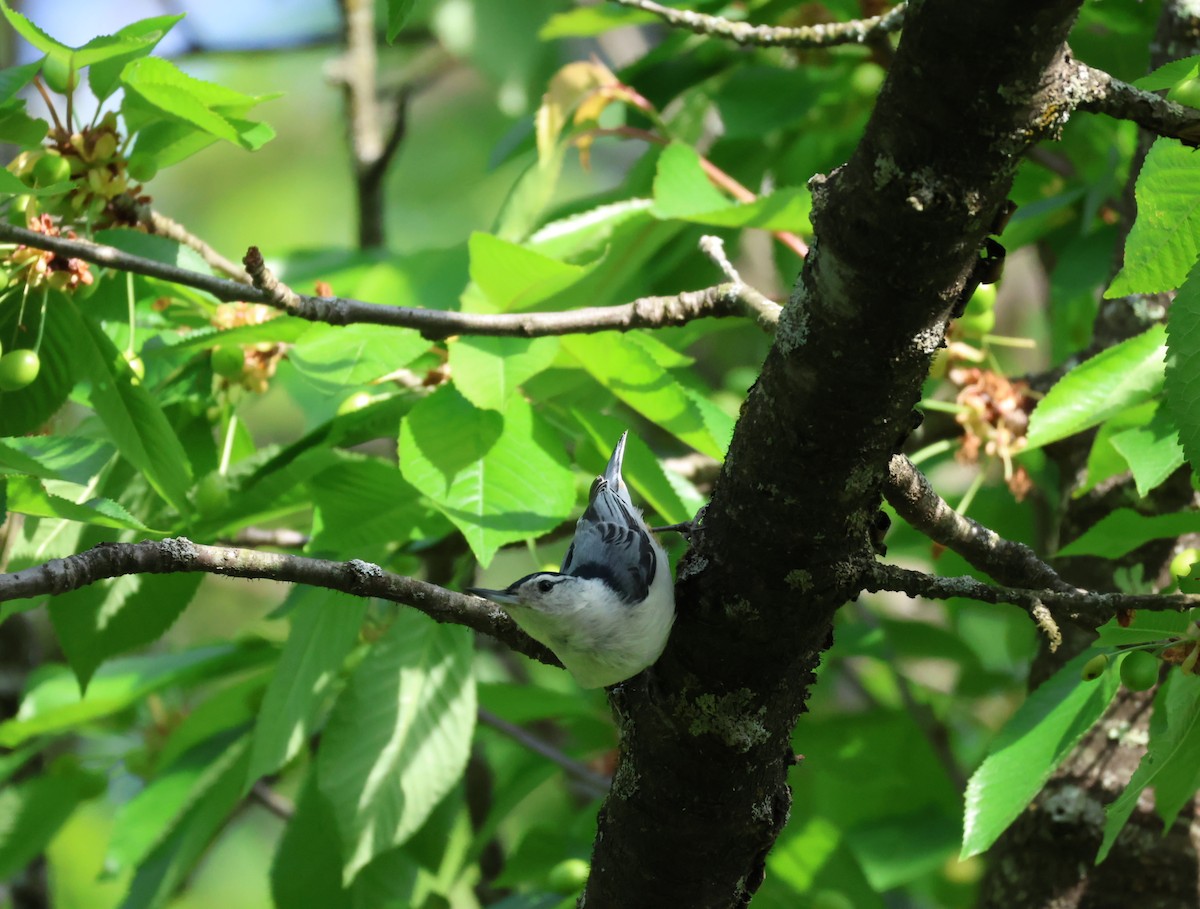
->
[[466, 586, 520, 606], [604, 430, 628, 487]]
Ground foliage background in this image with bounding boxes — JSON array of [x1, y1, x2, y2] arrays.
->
[[1, 1, 1198, 908]]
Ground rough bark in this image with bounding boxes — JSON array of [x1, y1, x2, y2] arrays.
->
[[583, 2, 1087, 906]]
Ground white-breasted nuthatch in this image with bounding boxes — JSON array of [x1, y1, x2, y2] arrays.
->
[[467, 431, 675, 688]]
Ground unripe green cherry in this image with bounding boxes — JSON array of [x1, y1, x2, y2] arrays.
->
[[211, 345, 245, 379], [32, 153, 72, 187], [1120, 650, 1159, 691], [0, 349, 40, 391], [1081, 653, 1109, 682], [41, 54, 77, 94], [127, 154, 158, 184]]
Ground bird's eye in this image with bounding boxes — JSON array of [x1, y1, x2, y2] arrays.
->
[[537, 579, 554, 593]]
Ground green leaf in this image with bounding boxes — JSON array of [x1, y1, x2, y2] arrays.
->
[[1097, 673, 1200, 862], [961, 650, 1120, 858], [449, 335, 559, 411], [1149, 674, 1200, 830], [1025, 325, 1167, 449], [539, 5, 654, 38], [1057, 508, 1200, 559], [107, 726, 249, 874], [651, 142, 731, 219], [386, 0, 417, 42], [3, 475, 150, 531], [308, 455, 448, 554], [1166, 258, 1200, 476], [0, 642, 272, 747], [1094, 610, 1193, 648], [467, 232, 591, 312], [1134, 55, 1200, 91], [66, 300, 193, 515], [561, 332, 725, 459], [117, 737, 251, 909], [0, 167, 33, 195], [1108, 407, 1186, 496], [527, 198, 654, 261], [87, 15, 183, 102], [399, 387, 576, 566], [50, 569, 203, 689], [0, 60, 42, 104], [1107, 139, 1200, 297], [291, 322, 430, 392], [271, 778, 353, 909], [317, 611, 476, 883], [0, 291, 81, 437], [1078, 401, 1157, 497], [0, 0, 70, 56], [0, 761, 105, 880], [0, 435, 112, 484], [245, 588, 368, 784], [0, 100, 48, 145]]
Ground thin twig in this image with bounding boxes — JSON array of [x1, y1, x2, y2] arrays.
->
[[477, 708, 611, 799], [863, 562, 1200, 628], [250, 780, 295, 820], [1073, 58, 1200, 147], [0, 222, 763, 339], [699, 235, 781, 329], [146, 210, 250, 282], [611, 0, 906, 48], [884, 454, 1074, 594], [0, 537, 560, 668]]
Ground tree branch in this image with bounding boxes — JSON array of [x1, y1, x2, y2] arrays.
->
[[0, 538, 560, 668], [610, 0, 906, 49], [0, 221, 765, 339], [477, 708, 611, 799], [863, 561, 1200, 628], [1073, 59, 1200, 146], [884, 453, 1075, 593]]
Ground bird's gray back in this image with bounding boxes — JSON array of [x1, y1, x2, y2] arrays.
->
[[562, 477, 657, 603]]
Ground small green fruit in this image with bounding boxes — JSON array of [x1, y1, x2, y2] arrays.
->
[[546, 858, 590, 893], [127, 154, 158, 184], [211, 345, 245, 379], [1120, 650, 1159, 691], [1170, 75, 1200, 109], [0, 349, 40, 391], [1170, 548, 1200, 580], [193, 471, 232, 516], [958, 282, 997, 335], [1081, 653, 1109, 682], [41, 54, 77, 94], [32, 153, 72, 187]]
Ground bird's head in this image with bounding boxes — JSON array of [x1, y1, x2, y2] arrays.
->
[[467, 572, 583, 613]]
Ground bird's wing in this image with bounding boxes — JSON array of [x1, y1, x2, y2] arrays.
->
[[562, 478, 656, 603]]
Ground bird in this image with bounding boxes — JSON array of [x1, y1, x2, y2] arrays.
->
[[467, 431, 676, 688]]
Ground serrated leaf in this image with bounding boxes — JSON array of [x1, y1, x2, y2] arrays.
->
[[1108, 140, 1200, 297], [4, 475, 150, 531], [961, 651, 1120, 858], [0, 763, 105, 880], [467, 232, 591, 313], [50, 569, 203, 689], [317, 611, 475, 883], [1026, 325, 1167, 449], [561, 332, 724, 459], [1094, 610, 1193, 648], [271, 778, 353, 909], [0, 0, 70, 56], [651, 142, 731, 219], [0, 642, 272, 747], [539, 5, 654, 38], [527, 198, 654, 260], [449, 336, 559, 411], [1109, 407, 1186, 496], [107, 726, 248, 874], [117, 737, 250, 909], [1057, 508, 1200, 559], [1078, 401, 1157, 497], [1134, 55, 1200, 91], [1166, 258, 1200, 476], [66, 299, 193, 515], [0, 291, 80, 437], [399, 387, 575, 566], [0, 59, 42, 104], [1097, 673, 1200, 862], [308, 455, 447, 553], [386, 0, 417, 42], [87, 15, 183, 102], [0, 100, 48, 145], [291, 322, 429, 392], [245, 588, 368, 784]]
